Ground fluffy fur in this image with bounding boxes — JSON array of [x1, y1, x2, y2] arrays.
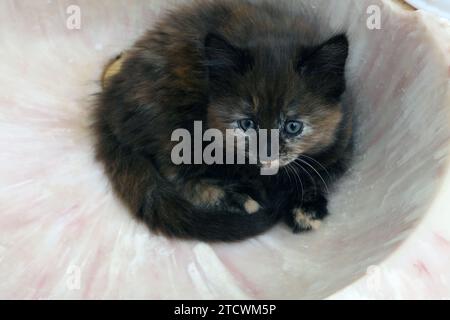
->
[[93, 0, 353, 242]]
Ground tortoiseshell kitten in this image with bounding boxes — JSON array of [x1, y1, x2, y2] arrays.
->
[[93, 0, 353, 242]]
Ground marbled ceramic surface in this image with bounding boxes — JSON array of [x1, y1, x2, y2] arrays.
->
[[0, 0, 449, 299], [406, 0, 450, 20]]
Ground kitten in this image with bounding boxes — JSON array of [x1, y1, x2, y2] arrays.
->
[[93, 0, 353, 242]]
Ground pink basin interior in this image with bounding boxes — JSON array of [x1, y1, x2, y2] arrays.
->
[[0, 0, 449, 299]]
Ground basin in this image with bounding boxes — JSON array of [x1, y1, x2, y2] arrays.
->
[[0, 0, 449, 299]]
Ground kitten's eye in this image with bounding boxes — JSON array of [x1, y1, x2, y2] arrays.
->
[[285, 121, 304, 136], [238, 119, 256, 131]]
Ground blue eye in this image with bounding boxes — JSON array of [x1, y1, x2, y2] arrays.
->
[[285, 121, 304, 135], [238, 119, 256, 131]]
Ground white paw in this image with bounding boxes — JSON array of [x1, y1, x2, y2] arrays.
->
[[293, 208, 322, 231]]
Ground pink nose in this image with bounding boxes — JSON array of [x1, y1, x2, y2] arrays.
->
[[260, 160, 280, 167]]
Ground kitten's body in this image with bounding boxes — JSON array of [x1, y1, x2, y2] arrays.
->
[[93, 0, 353, 241]]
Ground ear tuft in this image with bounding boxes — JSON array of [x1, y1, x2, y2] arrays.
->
[[298, 34, 349, 99]]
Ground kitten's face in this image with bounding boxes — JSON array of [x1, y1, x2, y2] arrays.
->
[[205, 33, 349, 168]]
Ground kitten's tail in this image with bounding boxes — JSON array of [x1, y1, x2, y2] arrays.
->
[[141, 180, 280, 242], [94, 115, 279, 242]]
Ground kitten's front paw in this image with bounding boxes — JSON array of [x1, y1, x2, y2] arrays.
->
[[288, 207, 327, 233], [292, 208, 322, 232]]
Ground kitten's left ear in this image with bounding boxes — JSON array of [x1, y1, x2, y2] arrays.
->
[[297, 34, 349, 99], [204, 33, 253, 85]]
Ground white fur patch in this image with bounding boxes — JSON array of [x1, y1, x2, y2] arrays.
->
[[244, 198, 260, 214], [293, 208, 321, 230]]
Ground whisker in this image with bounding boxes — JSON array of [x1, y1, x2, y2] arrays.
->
[[288, 163, 304, 204], [295, 158, 329, 194], [299, 155, 332, 180], [286, 164, 299, 197], [291, 160, 318, 197], [291, 160, 316, 189], [282, 164, 293, 187], [286, 164, 298, 192]]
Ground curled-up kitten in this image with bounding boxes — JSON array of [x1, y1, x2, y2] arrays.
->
[[93, 0, 353, 242]]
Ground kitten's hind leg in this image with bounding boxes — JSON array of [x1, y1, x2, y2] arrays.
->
[[182, 179, 263, 215], [285, 192, 329, 233], [183, 180, 226, 207], [225, 191, 261, 215]]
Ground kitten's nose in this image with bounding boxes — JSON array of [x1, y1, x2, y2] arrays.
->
[[260, 159, 280, 168]]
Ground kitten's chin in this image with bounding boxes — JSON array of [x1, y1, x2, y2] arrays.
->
[[260, 159, 281, 169], [260, 158, 299, 169]]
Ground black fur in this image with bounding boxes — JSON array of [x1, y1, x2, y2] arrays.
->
[[93, 0, 352, 242]]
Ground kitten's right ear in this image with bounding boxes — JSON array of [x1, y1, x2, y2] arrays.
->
[[204, 33, 253, 83]]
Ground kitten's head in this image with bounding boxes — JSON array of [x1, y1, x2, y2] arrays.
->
[[204, 32, 349, 169]]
